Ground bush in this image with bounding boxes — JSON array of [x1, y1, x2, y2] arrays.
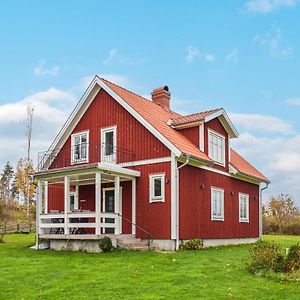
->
[[247, 241, 285, 273], [285, 244, 300, 272], [99, 236, 113, 252], [179, 239, 203, 250], [282, 223, 300, 236]]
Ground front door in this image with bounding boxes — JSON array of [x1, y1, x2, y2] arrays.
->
[[103, 189, 115, 234]]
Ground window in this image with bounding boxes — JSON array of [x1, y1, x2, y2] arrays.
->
[[211, 187, 224, 221], [239, 193, 249, 222], [208, 129, 225, 166], [101, 127, 116, 163], [149, 174, 165, 203], [71, 131, 89, 163]]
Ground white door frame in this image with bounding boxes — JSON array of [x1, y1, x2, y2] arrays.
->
[[69, 187, 79, 211]]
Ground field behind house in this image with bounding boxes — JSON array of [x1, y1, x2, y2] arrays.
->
[[0, 234, 299, 299]]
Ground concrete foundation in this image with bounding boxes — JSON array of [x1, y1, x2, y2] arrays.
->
[[201, 237, 258, 248]]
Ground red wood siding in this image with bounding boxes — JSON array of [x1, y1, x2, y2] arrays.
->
[[179, 126, 199, 148], [132, 162, 171, 239], [48, 183, 64, 212], [50, 89, 170, 169], [204, 118, 229, 172], [179, 165, 259, 239]]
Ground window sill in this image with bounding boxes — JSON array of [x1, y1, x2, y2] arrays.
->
[[239, 219, 249, 223], [71, 160, 89, 165], [211, 218, 224, 222], [150, 198, 165, 203]]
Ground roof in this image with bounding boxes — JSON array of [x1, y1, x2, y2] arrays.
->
[[101, 78, 211, 162], [171, 108, 221, 126], [45, 75, 268, 183], [230, 149, 270, 183]]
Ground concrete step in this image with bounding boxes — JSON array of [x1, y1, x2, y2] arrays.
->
[[117, 236, 150, 250]]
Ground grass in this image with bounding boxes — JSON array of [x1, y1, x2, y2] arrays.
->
[[0, 235, 299, 299]]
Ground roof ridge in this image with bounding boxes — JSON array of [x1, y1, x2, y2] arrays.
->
[[172, 108, 222, 120], [99, 76, 181, 116]]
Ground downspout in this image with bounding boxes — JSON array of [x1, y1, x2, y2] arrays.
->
[[259, 182, 269, 239], [175, 154, 190, 250]]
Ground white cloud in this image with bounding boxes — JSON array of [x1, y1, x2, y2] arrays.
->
[[0, 88, 76, 124], [225, 49, 238, 62], [245, 0, 298, 13], [286, 97, 300, 106], [232, 132, 300, 206], [185, 46, 199, 63], [34, 59, 60, 76], [102, 48, 145, 66], [230, 112, 293, 134], [252, 25, 293, 59], [205, 53, 216, 62]]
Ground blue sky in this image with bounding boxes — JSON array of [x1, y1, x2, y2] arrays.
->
[[0, 0, 300, 205]]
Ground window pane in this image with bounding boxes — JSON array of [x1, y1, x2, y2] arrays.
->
[[154, 178, 162, 197], [105, 131, 114, 155]]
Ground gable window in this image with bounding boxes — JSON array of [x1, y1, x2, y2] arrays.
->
[[208, 129, 225, 166], [211, 187, 224, 221], [149, 174, 165, 203], [239, 193, 249, 223], [71, 131, 89, 164], [101, 126, 116, 163]]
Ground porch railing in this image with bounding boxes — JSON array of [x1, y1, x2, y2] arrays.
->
[[39, 212, 120, 235], [37, 142, 135, 172]]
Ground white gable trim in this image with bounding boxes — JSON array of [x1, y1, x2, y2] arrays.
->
[[45, 76, 182, 160], [204, 108, 239, 139]]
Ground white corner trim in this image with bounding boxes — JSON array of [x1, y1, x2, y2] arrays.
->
[[149, 173, 165, 203], [170, 153, 177, 240], [199, 123, 204, 152]]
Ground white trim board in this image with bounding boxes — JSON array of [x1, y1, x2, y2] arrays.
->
[[119, 157, 172, 167]]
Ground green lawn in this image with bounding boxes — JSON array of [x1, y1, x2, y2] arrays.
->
[[0, 234, 299, 300]]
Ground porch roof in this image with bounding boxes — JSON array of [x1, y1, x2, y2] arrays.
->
[[34, 162, 140, 180]]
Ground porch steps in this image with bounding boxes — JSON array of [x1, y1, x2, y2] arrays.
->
[[116, 234, 150, 251]]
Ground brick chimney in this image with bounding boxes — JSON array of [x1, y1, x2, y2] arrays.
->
[[151, 86, 171, 111]]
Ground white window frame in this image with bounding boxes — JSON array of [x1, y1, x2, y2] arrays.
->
[[211, 187, 224, 221], [101, 126, 117, 163], [239, 193, 249, 223], [208, 128, 226, 167], [71, 131, 89, 164], [149, 174, 165, 203]]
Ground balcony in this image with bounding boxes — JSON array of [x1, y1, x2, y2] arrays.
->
[[37, 142, 135, 172]]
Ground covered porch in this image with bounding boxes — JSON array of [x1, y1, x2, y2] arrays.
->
[[35, 163, 140, 240]]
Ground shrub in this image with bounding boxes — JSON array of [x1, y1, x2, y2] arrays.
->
[[247, 241, 285, 273], [179, 239, 203, 250], [282, 223, 300, 236], [99, 236, 113, 252], [284, 244, 300, 272]]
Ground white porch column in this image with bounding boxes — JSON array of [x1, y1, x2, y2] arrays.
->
[[115, 176, 121, 235], [131, 178, 136, 235], [36, 180, 42, 243], [64, 176, 70, 235], [44, 181, 48, 214], [95, 172, 101, 235]]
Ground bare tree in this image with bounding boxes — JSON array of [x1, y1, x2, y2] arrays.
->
[[24, 104, 34, 217], [25, 104, 34, 162]]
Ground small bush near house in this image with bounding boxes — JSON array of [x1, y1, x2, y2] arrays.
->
[[284, 244, 300, 272], [282, 223, 300, 236], [247, 241, 285, 273], [179, 239, 203, 250], [99, 236, 113, 252]]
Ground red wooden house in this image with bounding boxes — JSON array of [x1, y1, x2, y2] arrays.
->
[[35, 76, 269, 251]]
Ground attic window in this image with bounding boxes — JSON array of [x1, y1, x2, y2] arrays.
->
[[71, 131, 89, 164], [208, 129, 225, 166]]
